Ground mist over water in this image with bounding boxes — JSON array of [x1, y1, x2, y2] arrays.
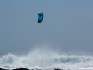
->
[[0, 44, 93, 70]]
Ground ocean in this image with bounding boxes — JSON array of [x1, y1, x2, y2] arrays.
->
[[0, 48, 93, 70]]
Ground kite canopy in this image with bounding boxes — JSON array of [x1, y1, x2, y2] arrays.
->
[[37, 12, 43, 23]]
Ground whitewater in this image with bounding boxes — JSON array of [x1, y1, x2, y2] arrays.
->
[[0, 48, 93, 70]]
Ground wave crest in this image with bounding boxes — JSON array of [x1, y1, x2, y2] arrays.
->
[[0, 49, 93, 69]]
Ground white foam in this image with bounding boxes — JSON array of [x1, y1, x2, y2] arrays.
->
[[0, 48, 93, 70]]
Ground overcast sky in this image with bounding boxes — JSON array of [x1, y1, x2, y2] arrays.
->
[[0, 0, 93, 55]]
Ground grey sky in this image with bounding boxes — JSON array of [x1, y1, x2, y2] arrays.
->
[[0, 0, 93, 55]]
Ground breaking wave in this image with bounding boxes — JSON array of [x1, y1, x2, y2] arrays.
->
[[0, 48, 93, 70]]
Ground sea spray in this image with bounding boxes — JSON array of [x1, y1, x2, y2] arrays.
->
[[0, 48, 93, 70]]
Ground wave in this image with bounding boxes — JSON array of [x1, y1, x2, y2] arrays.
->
[[0, 49, 93, 70]]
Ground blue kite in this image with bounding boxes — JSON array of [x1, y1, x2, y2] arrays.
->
[[37, 12, 43, 23]]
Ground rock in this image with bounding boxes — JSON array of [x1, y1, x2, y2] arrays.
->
[[0, 68, 8, 70], [12, 68, 29, 70], [54, 68, 61, 70]]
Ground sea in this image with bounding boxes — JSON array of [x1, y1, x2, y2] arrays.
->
[[0, 48, 93, 70]]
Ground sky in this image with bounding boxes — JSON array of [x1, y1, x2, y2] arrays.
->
[[0, 0, 93, 55]]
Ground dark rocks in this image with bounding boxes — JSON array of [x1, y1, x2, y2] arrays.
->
[[54, 68, 62, 70], [0, 68, 30, 70], [0, 67, 64, 70], [13, 68, 29, 70], [0, 68, 8, 70]]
